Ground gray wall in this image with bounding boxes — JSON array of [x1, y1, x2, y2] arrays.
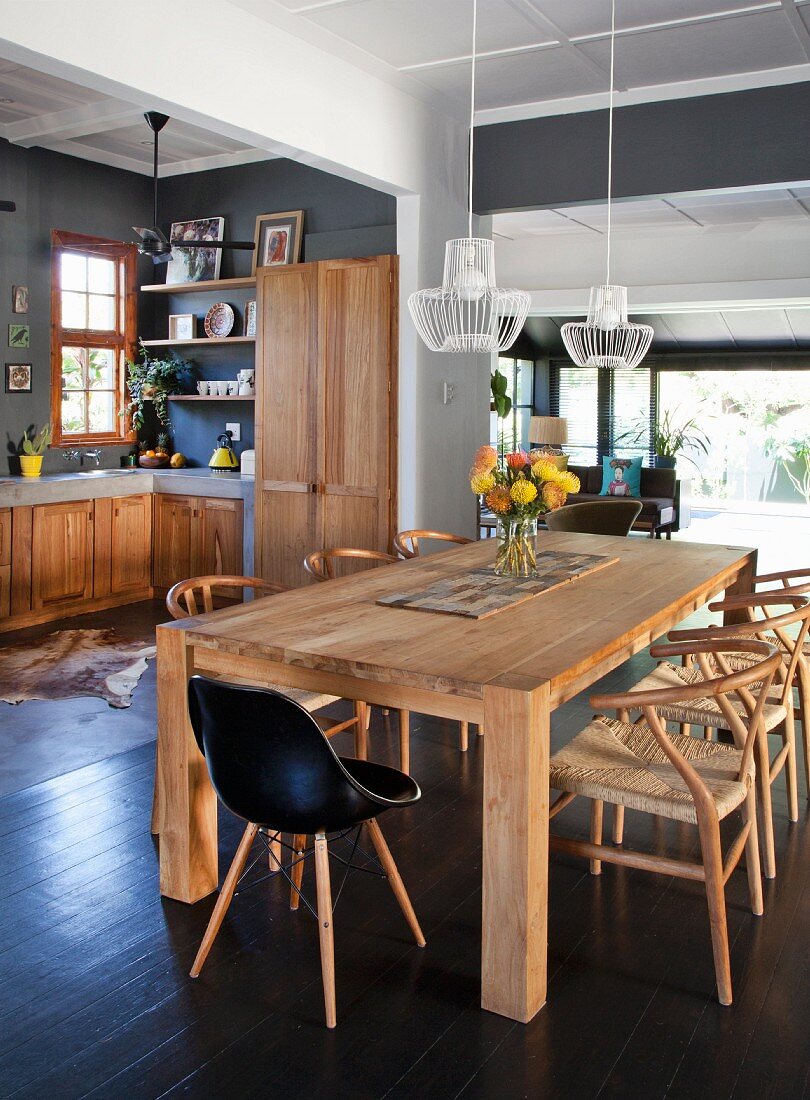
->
[[0, 138, 153, 474], [474, 83, 810, 213]]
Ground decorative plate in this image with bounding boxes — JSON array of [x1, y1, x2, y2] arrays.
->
[[204, 302, 235, 339]]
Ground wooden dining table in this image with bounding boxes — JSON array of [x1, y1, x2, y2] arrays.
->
[[155, 531, 756, 1024]]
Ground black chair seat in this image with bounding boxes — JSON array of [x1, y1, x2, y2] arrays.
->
[[341, 757, 420, 806]]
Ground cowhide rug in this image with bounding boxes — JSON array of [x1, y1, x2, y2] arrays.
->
[[0, 629, 156, 709]]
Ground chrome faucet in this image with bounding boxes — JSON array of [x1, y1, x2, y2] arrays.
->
[[62, 449, 80, 464], [82, 449, 102, 467]]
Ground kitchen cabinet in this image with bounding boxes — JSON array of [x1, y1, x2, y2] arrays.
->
[[0, 509, 10, 618], [110, 494, 152, 596], [31, 500, 94, 611], [152, 494, 243, 590]]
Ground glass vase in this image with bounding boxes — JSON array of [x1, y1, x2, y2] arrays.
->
[[494, 516, 538, 578]]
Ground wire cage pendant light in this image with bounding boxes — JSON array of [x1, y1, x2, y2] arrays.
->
[[560, 0, 652, 370], [408, 0, 529, 354]]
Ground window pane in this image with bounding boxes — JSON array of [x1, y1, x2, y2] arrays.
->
[[61, 291, 87, 329], [87, 348, 115, 388], [556, 367, 599, 465], [61, 346, 85, 389], [88, 390, 114, 433], [60, 252, 87, 292], [516, 359, 534, 406], [88, 294, 116, 331], [611, 369, 651, 461], [88, 256, 115, 294], [61, 391, 86, 435]]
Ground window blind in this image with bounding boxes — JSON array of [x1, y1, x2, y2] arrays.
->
[[550, 361, 655, 465]]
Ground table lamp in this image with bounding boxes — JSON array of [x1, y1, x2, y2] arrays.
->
[[529, 416, 569, 470]]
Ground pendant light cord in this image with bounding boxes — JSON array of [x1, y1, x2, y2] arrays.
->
[[468, 0, 477, 239], [605, 0, 616, 286]]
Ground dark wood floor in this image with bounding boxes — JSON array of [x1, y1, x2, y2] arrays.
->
[[0, 604, 809, 1099]]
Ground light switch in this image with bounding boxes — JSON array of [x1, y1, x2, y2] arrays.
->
[[225, 422, 241, 441], [443, 381, 455, 404]]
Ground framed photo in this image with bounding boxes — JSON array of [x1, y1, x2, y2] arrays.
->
[[252, 211, 304, 275], [5, 363, 31, 393], [12, 285, 28, 314], [169, 313, 196, 341], [8, 324, 29, 348], [244, 299, 256, 337], [166, 217, 225, 285]]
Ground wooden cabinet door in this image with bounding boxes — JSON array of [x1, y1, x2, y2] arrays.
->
[[0, 509, 10, 618], [31, 500, 94, 610], [152, 495, 198, 589], [255, 262, 320, 586], [199, 497, 243, 578], [110, 494, 152, 596], [318, 256, 395, 568]]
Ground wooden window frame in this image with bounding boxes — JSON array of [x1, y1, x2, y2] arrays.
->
[[50, 229, 137, 447]]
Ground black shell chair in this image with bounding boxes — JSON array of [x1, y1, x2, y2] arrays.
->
[[187, 676, 425, 1028], [545, 499, 643, 537]]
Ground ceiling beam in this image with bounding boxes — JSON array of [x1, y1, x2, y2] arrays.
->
[[2, 97, 144, 147], [159, 147, 278, 177], [779, 0, 810, 60]]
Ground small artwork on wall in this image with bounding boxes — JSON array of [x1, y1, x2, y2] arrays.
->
[[5, 363, 32, 393], [12, 285, 28, 314], [244, 299, 256, 337], [8, 324, 29, 348], [252, 211, 304, 275], [168, 313, 196, 341], [166, 217, 225, 285]]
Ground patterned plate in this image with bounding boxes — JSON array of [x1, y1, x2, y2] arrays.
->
[[204, 302, 234, 338]]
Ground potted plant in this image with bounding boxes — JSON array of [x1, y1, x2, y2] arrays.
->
[[765, 417, 810, 505], [620, 409, 710, 470], [19, 424, 51, 478], [124, 348, 189, 431]]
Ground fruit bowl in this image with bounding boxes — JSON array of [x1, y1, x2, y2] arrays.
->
[[138, 455, 170, 469]]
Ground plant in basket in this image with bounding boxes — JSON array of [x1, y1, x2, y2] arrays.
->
[[470, 446, 580, 577]]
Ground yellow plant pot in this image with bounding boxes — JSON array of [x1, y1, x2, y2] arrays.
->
[[20, 455, 43, 478]]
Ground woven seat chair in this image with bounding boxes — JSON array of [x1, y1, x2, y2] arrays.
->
[[544, 499, 642, 537], [549, 638, 782, 1006]]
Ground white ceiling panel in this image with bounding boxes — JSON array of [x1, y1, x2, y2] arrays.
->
[[578, 10, 805, 89], [0, 62, 105, 125], [721, 308, 797, 343], [784, 308, 810, 340], [73, 119, 252, 166], [523, 0, 781, 40]]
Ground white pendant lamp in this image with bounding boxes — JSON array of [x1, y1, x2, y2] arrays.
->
[[561, 0, 653, 370], [408, 0, 530, 354]]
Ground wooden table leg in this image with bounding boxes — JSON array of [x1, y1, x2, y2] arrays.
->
[[157, 626, 218, 903], [723, 550, 758, 625], [481, 679, 550, 1023]]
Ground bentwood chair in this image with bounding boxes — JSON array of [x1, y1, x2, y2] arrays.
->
[[187, 676, 425, 1028], [304, 548, 414, 769], [152, 576, 366, 838], [548, 639, 781, 1006], [544, 499, 642, 537], [393, 529, 473, 559]]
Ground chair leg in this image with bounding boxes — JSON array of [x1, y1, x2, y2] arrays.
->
[[150, 738, 162, 835], [755, 728, 777, 879], [742, 788, 764, 917], [314, 832, 337, 1029], [589, 800, 603, 875], [354, 700, 368, 759], [459, 721, 469, 752], [477, 725, 485, 737], [697, 813, 733, 1006], [290, 833, 306, 910], [612, 804, 625, 845], [365, 703, 372, 731], [783, 706, 799, 823], [190, 821, 259, 978], [398, 710, 410, 774], [795, 664, 810, 799], [268, 831, 282, 869], [704, 726, 715, 741], [365, 818, 426, 947]]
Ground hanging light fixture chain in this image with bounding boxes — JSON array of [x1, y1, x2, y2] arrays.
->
[[468, 0, 478, 240], [606, 0, 616, 287]]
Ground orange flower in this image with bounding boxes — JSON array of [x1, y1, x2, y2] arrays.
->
[[505, 450, 529, 470], [469, 445, 497, 479], [542, 482, 567, 511], [485, 485, 512, 515]]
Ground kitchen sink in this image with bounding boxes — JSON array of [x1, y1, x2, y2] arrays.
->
[[74, 469, 139, 476]]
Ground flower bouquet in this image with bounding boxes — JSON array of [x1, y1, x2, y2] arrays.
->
[[470, 446, 580, 577]]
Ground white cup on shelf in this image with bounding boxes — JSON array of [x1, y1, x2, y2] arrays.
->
[[197, 381, 209, 396], [216, 380, 229, 396], [227, 380, 239, 395]]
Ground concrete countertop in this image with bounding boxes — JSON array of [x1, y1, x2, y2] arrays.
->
[[0, 468, 255, 508]]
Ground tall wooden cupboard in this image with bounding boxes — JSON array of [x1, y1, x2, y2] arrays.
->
[[254, 255, 397, 587]]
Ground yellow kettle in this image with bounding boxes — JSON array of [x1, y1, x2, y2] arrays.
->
[[209, 432, 238, 470]]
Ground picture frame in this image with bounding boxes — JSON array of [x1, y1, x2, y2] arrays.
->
[[166, 217, 225, 285], [244, 299, 256, 338], [168, 313, 196, 341], [12, 285, 28, 314], [8, 324, 29, 348], [252, 211, 304, 275], [5, 363, 31, 393]]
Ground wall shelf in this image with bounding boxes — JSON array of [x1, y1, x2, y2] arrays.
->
[[140, 336, 255, 348], [140, 276, 257, 294], [168, 395, 255, 402]]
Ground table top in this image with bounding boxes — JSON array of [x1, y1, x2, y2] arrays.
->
[[160, 532, 754, 704]]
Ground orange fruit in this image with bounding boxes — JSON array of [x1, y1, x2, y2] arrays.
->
[[145, 449, 156, 457]]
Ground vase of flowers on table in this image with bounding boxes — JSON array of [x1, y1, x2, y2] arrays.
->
[[469, 446, 580, 577]]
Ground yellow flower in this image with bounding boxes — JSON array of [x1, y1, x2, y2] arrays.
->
[[556, 470, 581, 494], [485, 486, 512, 515], [470, 472, 496, 495], [531, 458, 558, 483], [509, 477, 538, 505], [542, 482, 567, 511]]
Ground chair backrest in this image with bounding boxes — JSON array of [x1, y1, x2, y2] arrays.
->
[[393, 529, 473, 559], [545, 499, 642, 536], [754, 568, 810, 596], [590, 639, 782, 806], [304, 547, 398, 581], [187, 676, 400, 833], [166, 575, 287, 619]]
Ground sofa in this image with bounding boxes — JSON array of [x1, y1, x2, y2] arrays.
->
[[561, 464, 688, 538]]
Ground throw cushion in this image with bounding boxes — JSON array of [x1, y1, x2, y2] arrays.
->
[[600, 455, 643, 497]]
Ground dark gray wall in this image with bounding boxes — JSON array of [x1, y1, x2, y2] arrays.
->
[[0, 138, 153, 474], [474, 83, 810, 213]]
